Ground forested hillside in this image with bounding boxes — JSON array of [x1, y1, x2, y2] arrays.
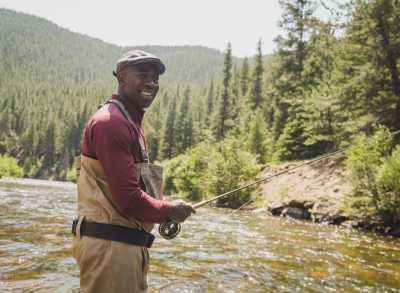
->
[[160, 0, 400, 214], [1, 0, 400, 198], [0, 8, 228, 178]]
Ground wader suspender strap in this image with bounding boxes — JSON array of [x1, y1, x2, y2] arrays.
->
[[107, 99, 150, 163], [71, 99, 155, 248]]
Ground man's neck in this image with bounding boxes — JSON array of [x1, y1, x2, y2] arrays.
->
[[113, 92, 145, 125], [116, 91, 144, 112]]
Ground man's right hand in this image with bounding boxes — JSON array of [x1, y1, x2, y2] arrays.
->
[[168, 202, 196, 223]]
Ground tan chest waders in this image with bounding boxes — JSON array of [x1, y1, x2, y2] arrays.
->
[[72, 99, 164, 293]]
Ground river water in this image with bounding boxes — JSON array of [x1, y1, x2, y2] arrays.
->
[[0, 178, 399, 292]]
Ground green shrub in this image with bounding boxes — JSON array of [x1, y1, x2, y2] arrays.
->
[[344, 126, 400, 223], [162, 139, 261, 207], [66, 167, 77, 183], [163, 143, 210, 200], [210, 138, 261, 208], [0, 155, 24, 178], [377, 145, 400, 223], [22, 157, 41, 178], [163, 154, 185, 195]]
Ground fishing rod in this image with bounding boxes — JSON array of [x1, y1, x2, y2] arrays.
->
[[158, 129, 400, 240]]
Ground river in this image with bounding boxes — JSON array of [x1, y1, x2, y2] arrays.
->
[[0, 178, 399, 292]]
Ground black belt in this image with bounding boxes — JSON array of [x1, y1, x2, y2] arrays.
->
[[72, 219, 155, 248]]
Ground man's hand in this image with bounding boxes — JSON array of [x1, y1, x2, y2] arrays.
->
[[168, 201, 196, 223]]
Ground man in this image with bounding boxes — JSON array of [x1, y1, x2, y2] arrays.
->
[[72, 50, 195, 293]]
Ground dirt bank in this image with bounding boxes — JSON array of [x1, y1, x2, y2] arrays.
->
[[256, 158, 400, 237], [258, 158, 349, 223]]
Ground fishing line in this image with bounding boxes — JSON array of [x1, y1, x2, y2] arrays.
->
[[231, 198, 254, 214], [159, 129, 400, 239]]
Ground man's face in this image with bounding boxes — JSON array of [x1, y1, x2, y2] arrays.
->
[[118, 63, 160, 109]]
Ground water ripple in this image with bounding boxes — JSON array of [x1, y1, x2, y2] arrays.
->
[[0, 178, 400, 292]]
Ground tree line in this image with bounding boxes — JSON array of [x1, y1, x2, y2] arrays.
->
[[156, 0, 400, 213], [1, 0, 399, 184], [155, 0, 400, 164]]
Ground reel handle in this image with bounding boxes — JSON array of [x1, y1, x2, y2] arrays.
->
[[159, 221, 181, 239]]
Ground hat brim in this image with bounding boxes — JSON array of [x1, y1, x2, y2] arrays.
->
[[113, 57, 166, 77]]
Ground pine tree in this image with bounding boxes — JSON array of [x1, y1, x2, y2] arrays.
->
[[240, 57, 250, 97], [301, 20, 344, 152], [158, 96, 177, 160], [214, 43, 233, 140], [230, 65, 241, 124], [247, 39, 264, 110], [270, 0, 316, 156], [204, 79, 215, 126], [175, 87, 193, 153], [42, 121, 56, 171], [276, 0, 316, 81], [146, 93, 166, 161], [345, 0, 400, 130], [182, 112, 193, 150], [247, 110, 270, 163]]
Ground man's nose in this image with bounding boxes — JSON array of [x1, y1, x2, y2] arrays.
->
[[145, 80, 159, 89]]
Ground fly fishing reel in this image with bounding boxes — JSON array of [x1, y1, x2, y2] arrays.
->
[[159, 221, 181, 239]]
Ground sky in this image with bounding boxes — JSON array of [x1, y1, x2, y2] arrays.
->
[[0, 0, 340, 57]]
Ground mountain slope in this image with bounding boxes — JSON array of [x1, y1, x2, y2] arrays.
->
[[0, 8, 227, 89], [0, 8, 232, 178]]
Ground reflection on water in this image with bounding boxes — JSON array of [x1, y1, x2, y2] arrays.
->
[[1, 178, 400, 292]]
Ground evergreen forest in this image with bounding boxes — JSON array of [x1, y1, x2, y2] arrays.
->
[[1, 0, 400, 215]]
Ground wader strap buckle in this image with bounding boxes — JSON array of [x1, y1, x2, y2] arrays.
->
[[72, 219, 78, 234], [71, 216, 85, 239]]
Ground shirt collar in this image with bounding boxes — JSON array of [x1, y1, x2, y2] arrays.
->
[[112, 94, 145, 126]]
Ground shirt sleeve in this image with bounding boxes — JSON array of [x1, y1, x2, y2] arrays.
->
[[90, 116, 172, 223]]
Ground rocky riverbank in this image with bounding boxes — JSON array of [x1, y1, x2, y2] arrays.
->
[[257, 158, 400, 237]]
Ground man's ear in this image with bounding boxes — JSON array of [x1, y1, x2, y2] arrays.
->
[[117, 72, 126, 85]]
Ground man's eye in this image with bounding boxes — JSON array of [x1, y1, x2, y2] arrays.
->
[[134, 72, 158, 83], [137, 73, 147, 78]]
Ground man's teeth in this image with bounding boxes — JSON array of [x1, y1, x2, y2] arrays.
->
[[141, 91, 152, 96]]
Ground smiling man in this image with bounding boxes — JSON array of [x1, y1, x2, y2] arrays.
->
[[72, 50, 195, 293]]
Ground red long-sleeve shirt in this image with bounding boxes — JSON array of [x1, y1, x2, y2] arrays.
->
[[81, 94, 172, 223]]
